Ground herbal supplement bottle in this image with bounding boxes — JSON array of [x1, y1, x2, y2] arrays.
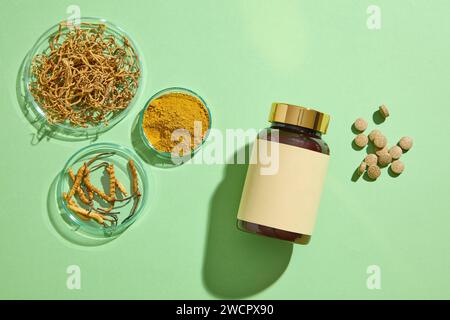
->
[[237, 103, 330, 244]]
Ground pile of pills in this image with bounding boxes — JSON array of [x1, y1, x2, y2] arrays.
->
[[352, 105, 413, 180]]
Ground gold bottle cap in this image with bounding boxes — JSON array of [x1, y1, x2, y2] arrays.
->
[[269, 103, 330, 134]]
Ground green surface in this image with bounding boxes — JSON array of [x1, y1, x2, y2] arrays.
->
[[1, 0, 450, 299]]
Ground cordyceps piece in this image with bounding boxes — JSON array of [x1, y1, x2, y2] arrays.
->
[[124, 159, 142, 223], [115, 179, 128, 196], [63, 192, 115, 226], [66, 164, 86, 201], [68, 168, 91, 205], [83, 169, 112, 202], [63, 192, 90, 221], [128, 160, 140, 197], [106, 164, 116, 200]]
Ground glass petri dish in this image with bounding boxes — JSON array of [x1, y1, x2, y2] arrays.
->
[[56, 143, 149, 238], [22, 17, 143, 138], [138, 87, 212, 162]]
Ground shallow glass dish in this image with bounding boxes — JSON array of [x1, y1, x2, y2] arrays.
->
[[56, 143, 149, 238], [138, 87, 212, 162], [22, 17, 143, 137]]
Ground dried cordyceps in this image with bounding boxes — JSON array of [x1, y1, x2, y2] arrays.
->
[[63, 153, 141, 228], [29, 22, 140, 127]]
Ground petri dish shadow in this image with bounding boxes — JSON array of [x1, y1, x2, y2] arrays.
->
[[202, 145, 293, 298], [372, 110, 385, 125], [130, 114, 184, 169], [46, 174, 119, 247]]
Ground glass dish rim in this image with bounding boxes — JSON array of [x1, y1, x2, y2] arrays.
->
[[56, 142, 149, 236], [138, 86, 212, 159], [23, 16, 143, 135]]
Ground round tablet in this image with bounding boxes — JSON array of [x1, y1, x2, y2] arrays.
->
[[354, 118, 368, 132], [391, 160, 404, 175], [367, 165, 381, 180], [365, 154, 378, 166], [375, 146, 388, 157], [398, 136, 413, 151], [389, 145, 403, 160], [379, 105, 390, 118], [358, 162, 367, 175], [354, 134, 368, 148], [374, 135, 387, 148], [377, 152, 392, 167], [368, 129, 381, 141]]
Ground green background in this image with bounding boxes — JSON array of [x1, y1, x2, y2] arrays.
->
[[1, 0, 449, 299]]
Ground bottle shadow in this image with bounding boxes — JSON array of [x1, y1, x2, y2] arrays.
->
[[46, 174, 119, 247], [202, 146, 293, 298]]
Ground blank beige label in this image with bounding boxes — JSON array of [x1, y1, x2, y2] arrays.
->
[[237, 139, 329, 235]]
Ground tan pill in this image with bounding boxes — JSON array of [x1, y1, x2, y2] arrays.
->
[[379, 105, 390, 118], [365, 154, 378, 166], [367, 165, 381, 180], [374, 135, 387, 148], [375, 146, 388, 157], [398, 136, 413, 151], [377, 152, 392, 167], [389, 145, 403, 160], [390, 160, 405, 175], [354, 134, 368, 148], [368, 129, 381, 141], [358, 162, 367, 175], [354, 118, 368, 132]]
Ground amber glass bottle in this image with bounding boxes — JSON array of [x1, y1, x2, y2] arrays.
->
[[237, 103, 330, 244]]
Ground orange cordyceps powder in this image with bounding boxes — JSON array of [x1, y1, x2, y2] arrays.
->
[[142, 92, 210, 153]]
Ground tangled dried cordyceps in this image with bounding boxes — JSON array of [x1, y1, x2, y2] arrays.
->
[[29, 22, 140, 127]]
